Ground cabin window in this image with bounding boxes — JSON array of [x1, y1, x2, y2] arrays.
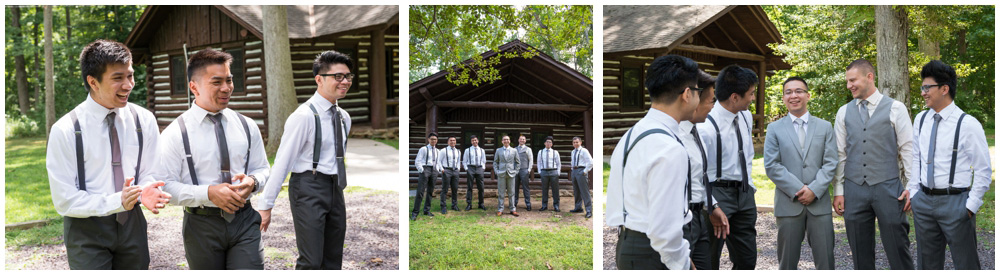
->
[[462, 129, 484, 150], [530, 131, 551, 156], [621, 65, 644, 110], [170, 55, 187, 96], [226, 49, 246, 95]]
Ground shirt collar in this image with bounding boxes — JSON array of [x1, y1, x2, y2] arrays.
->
[[187, 101, 226, 122], [81, 94, 119, 120], [678, 120, 695, 134], [308, 92, 335, 112], [859, 89, 884, 106], [789, 111, 811, 123], [712, 101, 738, 123], [646, 108, 682, 137], [930, 101, 960, 120]]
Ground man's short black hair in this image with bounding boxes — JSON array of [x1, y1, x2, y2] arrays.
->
[[79, 39, 132, 91], [572, 136, 582, 142], [545, 136, 554, 142], [846, 59, 876, 76], [187, 48, 232, 81], [920, 60, 957, 99], [470, 135, 478, 140], [645, 55, 700, 104], [783, 77, 809, 90], [697, 70, 716, 100], [427, 132, 438, 139], [448, 136, 457, 141], [715, 65, 758, 102], [313, 51, 354, 76]]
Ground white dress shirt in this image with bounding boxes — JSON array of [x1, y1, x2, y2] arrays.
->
[[462, 145, 486, 171], [606, 108, 692, 270], [570, 147, 593, 173], [439, 146, 462, 171], [679, 120, 713, 205], [155, 103, 270, 208], [47, 96, 160, 218], [698, 102, 756, 189], [833, 90, 915, 195], [907, 102, 992, 213], [414, 144, 441, 173], [258, 93, 351, 210], [536, 148, 562, 170], [790, 112, 810, 138]]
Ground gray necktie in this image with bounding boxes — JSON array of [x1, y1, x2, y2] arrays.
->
[[733, 116, 749, 188], [331, 106, 347, 189], [859, 100, 870, 124], [207, 114, 235, 223], [927, 114, 942, 189], [108, 112, 128, 224], [795, 118, 806, 151]]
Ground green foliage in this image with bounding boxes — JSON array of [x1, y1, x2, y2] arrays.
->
[[5, 114, 43, 138], [409, 5, 592, 85]]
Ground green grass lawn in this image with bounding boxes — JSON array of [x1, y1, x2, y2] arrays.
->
[[5, 137, 58, 223], [408, 199, 592, 270], [374, 138, 399, 149]]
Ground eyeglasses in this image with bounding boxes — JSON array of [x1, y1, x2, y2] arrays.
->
[[920, 84, 943, 92], [783, 89, 808, 95], [319, 73, 355, 82], [688, 86, 704, 93]]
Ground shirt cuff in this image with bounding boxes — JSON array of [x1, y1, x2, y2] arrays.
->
[[834, 183, 844, 196], [196, 185, 212, 206], [966, 196, 983, 214]]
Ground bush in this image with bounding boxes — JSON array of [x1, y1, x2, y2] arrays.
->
[[5, 114, 43, 139]]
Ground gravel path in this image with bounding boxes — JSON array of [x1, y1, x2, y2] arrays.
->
[[603, 211, 995, 270], [6, 188, 399, 270]]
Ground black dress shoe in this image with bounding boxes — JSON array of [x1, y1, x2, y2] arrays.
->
[[465, 204, 472, 211], [410, 213, 418, 221], [441, 207, 447, 214], [451, 205, 460, 211], [478, 205, 487, 210], [424, 212, 435, 217], [538, 206, 548, 211], [554, 206, 561, 212], [526, 205, 532, 211], [569, 209, 583, 213], [585, 212, 593, 218]]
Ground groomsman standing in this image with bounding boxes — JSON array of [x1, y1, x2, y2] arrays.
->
[[908, 60, 991, 270], [699, 65, 759, 270], [536, 136, 561, 212], [463, 135, 487, 211], [764, 77, 837, 270], [156, 48, 271, 269], [678, 70, 721, 270], [493, 135, 521, 216], [439, 137, 462, 214], [513, 135, 534, 211], [832, 59, 915, 270], [258, 51, 353, 269], [411, 133, 442, 220], [569, 137, 593, 218]]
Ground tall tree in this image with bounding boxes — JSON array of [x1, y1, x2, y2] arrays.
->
[[875, 5, 911, 107], [11, 6, 32, 115], [262, 5, 297, 154], [44, 5, 55, 136], [33, 6, 42, 105]]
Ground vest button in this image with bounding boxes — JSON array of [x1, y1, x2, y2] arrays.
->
[[863, 140, 867, 143], [863, 164, 867, 167]]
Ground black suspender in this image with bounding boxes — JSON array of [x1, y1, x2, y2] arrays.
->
[[70, 106, 143, 191], [916, 110, 968, 188], [620, 127, 691, 223], [308, 104, 322, 174], [178, 111, 253, 185], [706, 114, 722, 180], [237, 112, 252, 175], [129, 106, 143, 178]]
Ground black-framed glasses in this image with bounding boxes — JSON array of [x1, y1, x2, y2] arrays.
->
[[783, 88, 808, 95], [319, 73, 355, 82], [920, 84, 943, 92], [687, 86, 704, 93]]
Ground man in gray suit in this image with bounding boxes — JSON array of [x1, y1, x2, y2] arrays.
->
[[493, 135, 521, 216], [764, 77, 837, 270], [513, 135, 534, 211]]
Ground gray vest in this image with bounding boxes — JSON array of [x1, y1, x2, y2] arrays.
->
[[517, 145, 532, 170], [844, 96, 900, 185]]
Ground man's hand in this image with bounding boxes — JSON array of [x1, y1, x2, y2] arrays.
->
[[121, 177, 141, 210], [795, 185, 816, 205], [709, 207, 730, 239], [833, 195, 845, 215], [898, 190, 911, 212], [140, 181, 172, 214], [258, 209, 272, 232], [208, 183, 245, 214], [968, 210, 974, 219], [229, 174, 255, 200]]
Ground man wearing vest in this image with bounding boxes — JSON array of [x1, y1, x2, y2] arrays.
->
[[47, 39, 172, 270], [258, 51, 353, 269], [606, 54, 700, 270], [439, 136, 462, 214], [494, 135, 521, 216], [513, 135, 534, 211], [908, 60, 991, 270], [698, 65, 758, 270], [569, 137, 593, 219], [536, 136, 561, 212], [764, 77, 837, 270], [156, 49, 271, 269], [412, 133, 442, 220], [678, 70, 724, 270], [463, 135, 487, 211], [832, 59, 915, 270]]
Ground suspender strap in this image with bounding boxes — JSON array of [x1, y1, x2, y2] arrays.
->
[[70, 110, 87, 191], [917, 111, 928, 185], [129, 105, 143, 179], [178, 116, 200, 186], [706, 114, 722, 179], [949, 113, 967, 186], [621, 127, 688, 223], [308, 104, 322, 174], [237, 113, 252, 174]]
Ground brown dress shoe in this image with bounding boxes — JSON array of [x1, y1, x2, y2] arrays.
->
[[497, 212, 502, 216], [511, 211, 520, 217]]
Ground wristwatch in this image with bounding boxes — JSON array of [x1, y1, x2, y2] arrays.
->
[[248, 175, 260, 192], [708, 203, 719, 211]]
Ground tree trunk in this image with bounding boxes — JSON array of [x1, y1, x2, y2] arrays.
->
[[918, 39, 940, 60], [65, 6, 71, 44], [262, 6, 297, 154], [33, 6, 42, 105], [875, 5, 910, 107], [12, 7, 31, 115], [44, 6, 55, 136]]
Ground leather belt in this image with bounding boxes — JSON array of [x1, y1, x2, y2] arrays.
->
[[921, 186, 969, 195], [542, 169, 558, 171], [688, 202, 704, 211]]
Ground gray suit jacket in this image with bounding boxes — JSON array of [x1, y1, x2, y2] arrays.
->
[[493, 146, 520, 177], [764, 115, 838, 217]]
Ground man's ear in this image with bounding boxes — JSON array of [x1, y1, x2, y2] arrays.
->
[[188, 81, 199, 97], [87, 75, 100, 93], [315, 75, 323, 86]]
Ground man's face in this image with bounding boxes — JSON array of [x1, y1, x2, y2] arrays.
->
[[782, 80, 810, 115], [572, 139, 581, 148], [691, 87, 715, 123], [845, 68, 873, 99], [190, 63, 234, 113], [544, 140, 552, 149], [471, 137, 479, 146], [315, 63, 352, 102], [730, 86, 756, 111], [448, 138, 456, 147], [518, 136, 526, 145], [428, 136, 438, 146], [502, 136, 510, 147], [90, 62, 135, 109], [921, 77, 950, 110]]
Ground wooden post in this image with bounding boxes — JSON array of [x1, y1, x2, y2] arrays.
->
[[756, 60, 766, 137], [426, 103, 438, 135], [583, 108, 593, 153], [369, 28, 387, 129]]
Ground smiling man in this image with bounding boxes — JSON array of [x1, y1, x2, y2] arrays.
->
[[47, 39, 171, 270], [155, 48, 270, 269], [258, 51, 354, 269]]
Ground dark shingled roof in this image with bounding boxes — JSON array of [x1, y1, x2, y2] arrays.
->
[[219, 5, 398, 39], [604, 5, 730, 54]]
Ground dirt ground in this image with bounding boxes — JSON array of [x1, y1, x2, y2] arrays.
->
[[6, 188, 399, 270], [602, 211, 995, 270]]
